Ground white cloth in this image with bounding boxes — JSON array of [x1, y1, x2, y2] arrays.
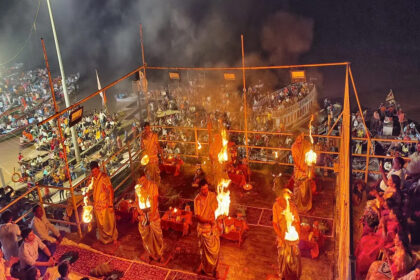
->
[[0, 223, 21, 260], [409, 151, 420, 161], [30, 215, 60, 243], [380, 168, 405, 191], [18, 235, 46, 269]]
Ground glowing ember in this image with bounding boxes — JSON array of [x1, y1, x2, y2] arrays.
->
[[197, 141, 202, 150], [218, 129, 229, 163], [174, 208, 178, 213], [215, 178, 231, 218], [135, 183, 151, 209], [283, 192, 299, 242], [168, 154, 173, 160], [141, 154, 149, 165], [243, 184, 253, 191]]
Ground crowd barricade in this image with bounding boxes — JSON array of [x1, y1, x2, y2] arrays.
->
[[151, 124, 341, 171]]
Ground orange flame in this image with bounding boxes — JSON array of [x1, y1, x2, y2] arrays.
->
[[135, 183, 151, 210], [82, 204, 93, 223], [215, 178, 231, 218], [283, 192, 299, 241], [82, 178, 94, 223], [218, 129, 229, 163], [141, 154, 149, 165], [305, 150, 317, 166]]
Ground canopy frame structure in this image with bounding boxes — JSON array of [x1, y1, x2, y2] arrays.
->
[[29, 32, 395, 280]]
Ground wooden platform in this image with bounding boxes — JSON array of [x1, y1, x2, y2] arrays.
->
[[65, 164, 336, 279]]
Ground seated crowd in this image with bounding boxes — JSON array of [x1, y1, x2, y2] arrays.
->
[[0, 66, 79, 135], [0, 205, 89, 280], [18, 110, 121, 195], [355, 155, 420, 279], [137, 82, 316, 165]]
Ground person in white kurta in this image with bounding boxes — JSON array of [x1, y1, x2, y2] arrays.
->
[[30, 205, 60, 244], [0, 211, 21, 261]]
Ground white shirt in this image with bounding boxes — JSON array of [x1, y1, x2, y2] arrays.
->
[[18, 235, 46, 269], [30, 215, 60, 243], [0, 223, 21, 260], [380, 168, 405, 191]]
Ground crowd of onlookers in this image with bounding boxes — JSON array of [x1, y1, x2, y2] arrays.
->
[[354, 152, 420, 279], [250, 82, 311, 114], [349, 91, 420, 182], [0, 205, 91, 279], [18, 110, 122, 199], [0, 65, 79, 135]]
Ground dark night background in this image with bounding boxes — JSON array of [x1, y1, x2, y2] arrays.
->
[[1, 0, 419, 119]]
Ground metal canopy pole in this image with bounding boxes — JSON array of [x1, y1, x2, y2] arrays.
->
[[46, 0, 81, 162]]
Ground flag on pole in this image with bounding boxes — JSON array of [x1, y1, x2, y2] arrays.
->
[[96, 69, 107, 105], [386, 89, 395, 104]]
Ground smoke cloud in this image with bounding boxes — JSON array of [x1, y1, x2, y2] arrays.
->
[[261, 11, 314, 66], [0, 1, 314, 91]]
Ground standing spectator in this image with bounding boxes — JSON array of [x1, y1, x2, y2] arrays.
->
[[0, 210, 21, 261], [18, 153, 23, 163], [398, 109, 406, 136], [370, 111, 382, 137], [379, 157, 405, 192]]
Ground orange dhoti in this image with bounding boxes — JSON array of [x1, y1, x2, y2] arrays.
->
[[278, 240, 302, 280], [291, 135, 313, 213], [141, 132, 161, 185], [93, 172, 118, 244]]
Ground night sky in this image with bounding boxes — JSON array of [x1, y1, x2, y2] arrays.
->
[[1, 0, 419, 119]]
